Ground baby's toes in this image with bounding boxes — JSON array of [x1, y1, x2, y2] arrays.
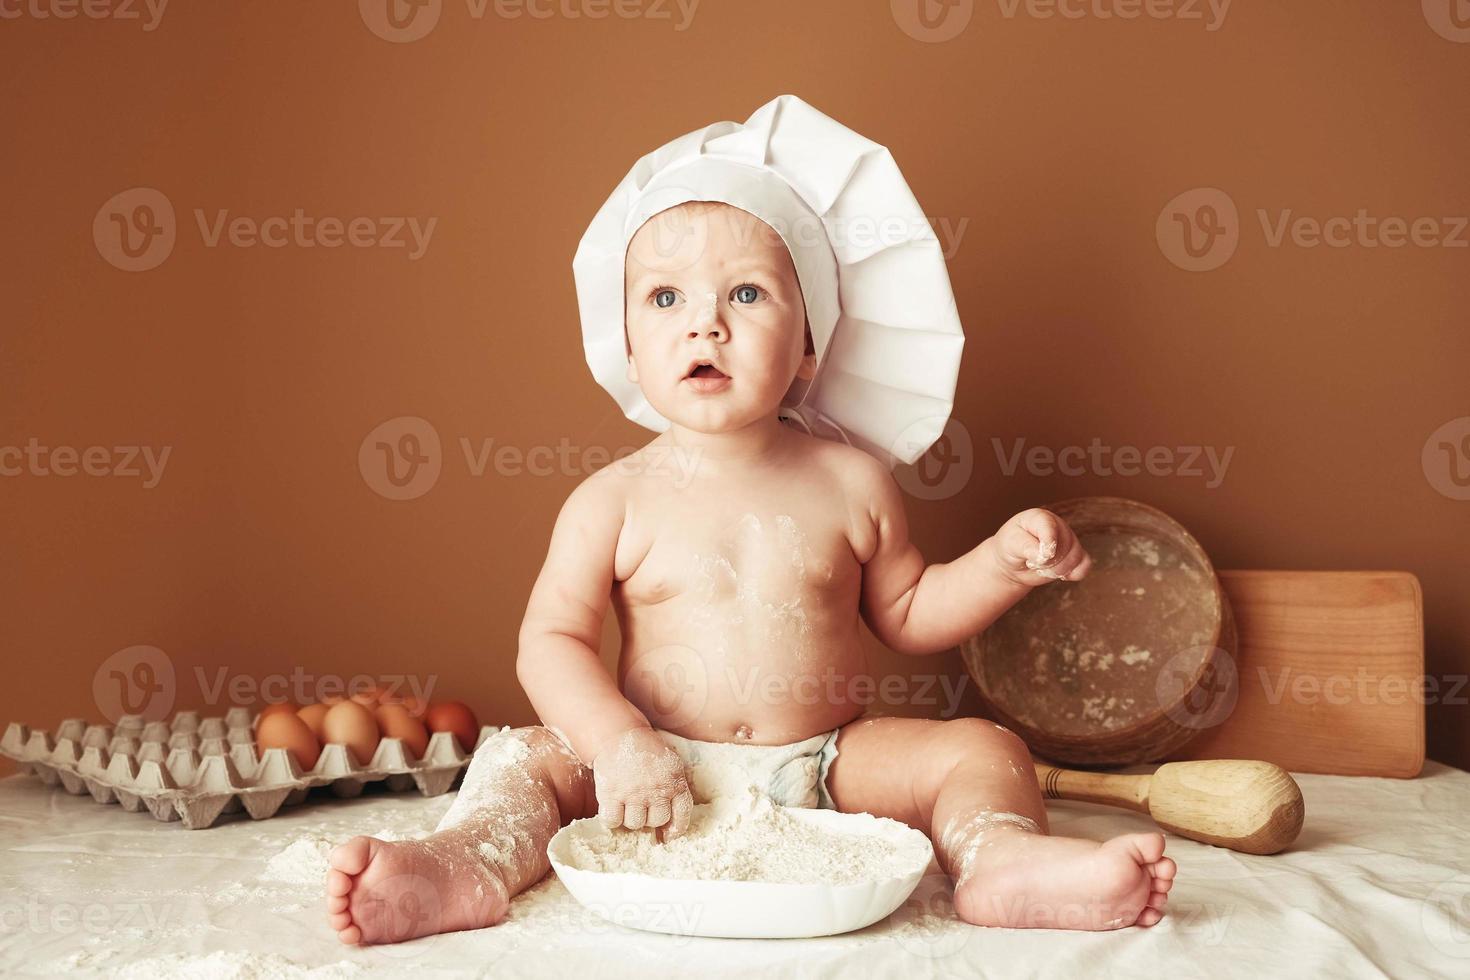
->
[[1146, 889, 1169, 912], [1149, 856, 1178, 886], [325, 868, 353, 899], [1136, 906, 1164, 927], [329, 836, 375, 876]]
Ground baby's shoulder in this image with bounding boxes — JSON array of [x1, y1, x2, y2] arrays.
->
[[796, 430, 896, 496]]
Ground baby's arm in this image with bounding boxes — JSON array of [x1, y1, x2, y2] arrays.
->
[[852, 454, 1092, 656], [516, 473, 693, 837]]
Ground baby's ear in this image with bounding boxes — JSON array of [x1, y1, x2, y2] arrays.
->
[[796, 319, 816, 379]]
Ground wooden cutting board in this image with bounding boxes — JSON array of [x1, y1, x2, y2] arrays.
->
[[1167, 570, 1424, 778]]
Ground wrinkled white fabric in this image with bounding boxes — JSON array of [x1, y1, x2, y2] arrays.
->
[[4, 764, 1469, 977]]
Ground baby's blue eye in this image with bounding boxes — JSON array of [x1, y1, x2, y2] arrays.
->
[[654, 289, 677, 309], [733, 285, 760, 304]]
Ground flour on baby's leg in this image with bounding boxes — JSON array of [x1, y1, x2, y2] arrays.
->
[[325, 727, 583, 945], [936, 805, 1177, 931]]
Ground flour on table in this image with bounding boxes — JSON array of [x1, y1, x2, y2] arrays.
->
[[262, 827, 411, 886], [106, 950, 365, 979]]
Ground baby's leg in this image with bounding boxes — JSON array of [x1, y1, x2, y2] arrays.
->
[[827, 717, 1175, 931], [324, 726, 594, 945]]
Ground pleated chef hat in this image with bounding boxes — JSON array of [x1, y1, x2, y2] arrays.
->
[[571, 93, 965, 467]]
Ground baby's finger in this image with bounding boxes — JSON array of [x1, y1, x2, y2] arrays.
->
[[1059, 549, 1093, 581], [1017, 509, 1064, 566], [664, 789, 695, 841], [645, 797, 673, 828], [599, 799, 625, 830], [623, 801, 647, 830]]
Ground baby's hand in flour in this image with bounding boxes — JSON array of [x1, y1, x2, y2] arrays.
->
[[993, 508, 1092, 586], [592, 727, 695, 840]]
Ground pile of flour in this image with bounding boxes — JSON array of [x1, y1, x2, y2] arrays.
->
[[565, 786, 916, 886]]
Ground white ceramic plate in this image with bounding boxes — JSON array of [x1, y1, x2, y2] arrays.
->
[[547, 807, 934, 939]]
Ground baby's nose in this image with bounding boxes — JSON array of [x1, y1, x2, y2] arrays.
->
[[687, 291, 725, 338]]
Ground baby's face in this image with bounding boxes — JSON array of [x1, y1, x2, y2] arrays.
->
[[624, 202, 813, 435]]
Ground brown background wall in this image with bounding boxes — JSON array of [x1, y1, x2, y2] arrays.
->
[[3, 1, 1467, 773]]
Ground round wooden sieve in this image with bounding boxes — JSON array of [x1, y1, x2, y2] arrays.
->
[[960, 496, 1237, 767]]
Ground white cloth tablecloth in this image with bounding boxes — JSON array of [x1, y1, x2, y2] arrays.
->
[[2, 763, 1469, 978]]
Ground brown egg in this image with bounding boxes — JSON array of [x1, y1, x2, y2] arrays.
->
[[322, 700, 381, 766], [375, 703, 430, 759], [424, 701, 479, 753], [257, 701, 298, 723], [297, 702, 330, 741], [348, 685, 384, 707], [256, 711, 321, 771]]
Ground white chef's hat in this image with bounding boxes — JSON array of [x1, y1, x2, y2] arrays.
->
[[571, 93, 965, 467]]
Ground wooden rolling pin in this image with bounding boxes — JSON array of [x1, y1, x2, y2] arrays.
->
[[1035, 759, 1305, 855]]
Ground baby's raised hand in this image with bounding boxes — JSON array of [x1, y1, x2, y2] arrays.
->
[[993, 508, 1092, 586], [592, 727, 695, 840]]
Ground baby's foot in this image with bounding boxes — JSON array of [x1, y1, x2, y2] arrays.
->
[[951, 828, 1176, 930], [324, 835, 509, 945]]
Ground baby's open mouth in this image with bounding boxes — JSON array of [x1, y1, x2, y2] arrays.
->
[[689, 364, 728, 380]]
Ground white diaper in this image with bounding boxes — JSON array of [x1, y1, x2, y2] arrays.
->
[[655, 728, 840, 810]]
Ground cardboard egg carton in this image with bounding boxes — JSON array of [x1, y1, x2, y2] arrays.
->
[[0, 708, 499, 830]]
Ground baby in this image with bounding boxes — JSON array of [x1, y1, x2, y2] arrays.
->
[[324, 98, 1174, 944]]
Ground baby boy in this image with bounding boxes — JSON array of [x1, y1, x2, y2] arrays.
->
[[324, 96, 1174, 944]]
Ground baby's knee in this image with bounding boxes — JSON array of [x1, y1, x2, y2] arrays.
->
[[470, 726, 582, 777], [931, 717, 1032, 770]]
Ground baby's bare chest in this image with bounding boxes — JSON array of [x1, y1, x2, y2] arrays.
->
[[618, 504, 859, 608]]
